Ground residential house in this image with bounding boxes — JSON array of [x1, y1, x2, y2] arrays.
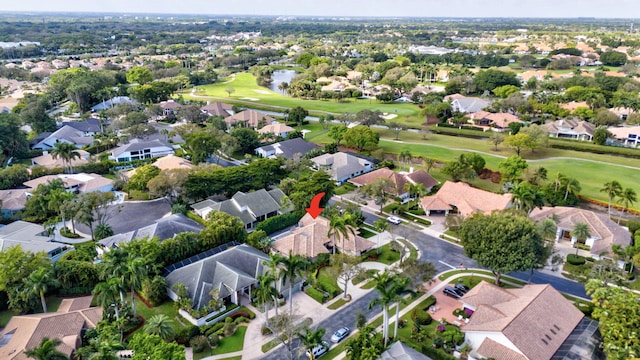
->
[[560, 101, 590, 114], [224, 110, 275, 129], [258, 122, 296, 138], [32, 125, 95, 150], [165, 244, 271, 309], [97, 213, 204, 249], [31, 149, 90, 170], [125, 154, 193, 178], [544, 119, 595, 141], [271, 213, 375, 257], [109, 138, 174, 162], [158, 100, 181, 116], [201, 101, 232, 117], [0, 221, 73, 261], [60, 118, 102, 135], [349, 167, 439, 201], [610, 107, 635, 121], [420, 181, 512, 217], [460, 281, 586, 360], [310, 152, 375, 185], [192, 189, 289, 230], [0, 189, 29, 217], [469, 111, 523, 132], [380, 341, 433, 360], [90, 96, 137, 112], [529, 206, 632, 258], [0, 296, 102, 360], [607, 126, 640, 147], [450, 96, 491, 114], [255, 138, 319, 159], [24, 173, 114, 194]]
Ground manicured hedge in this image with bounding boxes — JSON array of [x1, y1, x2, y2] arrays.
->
[[305, 287, 327, 304], [549, 138, 640, 158], [256, 210, 304, 235], [429, 125, 489, 139], [567, 254, 586, 265]]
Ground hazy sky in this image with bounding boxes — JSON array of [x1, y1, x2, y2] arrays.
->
[[0, 0, 639, 18]]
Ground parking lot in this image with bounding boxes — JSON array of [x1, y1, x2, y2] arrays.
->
[[423, 280, 467, 327]]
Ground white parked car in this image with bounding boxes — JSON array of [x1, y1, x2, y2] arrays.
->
[[330, 327, 350, 343], [306, 341, 329, 359], [387, 216, 402, 225]]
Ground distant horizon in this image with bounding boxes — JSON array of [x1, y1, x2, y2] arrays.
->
[[1, 0, 639, 19]]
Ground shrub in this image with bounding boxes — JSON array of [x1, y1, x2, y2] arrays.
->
[[204, 322, 225, 336], [261, 327, 273, 335], [256, 211, 304, 234], [208, 333, 219, 347], [305, 287, 327, 304], [140, 276, 168, 306], [174, 327, 191, 345], [422, 295, 437, 310], [233, 316, 250, 324], [567, 254, 586, 265], [414, 311, 433, 326], [190, 335, 209, 353]]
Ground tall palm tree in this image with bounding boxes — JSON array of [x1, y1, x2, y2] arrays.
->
[[563, 177, 581, 201], [254, 274, 279, 325], [100, 247, 128, 303], [122, 255, 148, 319], [328, 214, 356, 255], [24, 267, 57, 313], [25, 337, 67, 360], [279, 251, 309, 314], [572, 222, 591, 255], [553, 172, 567, 192], [264, 254, 284, 317], [600, 180, 623, 217], [390, 276, 415, 340], [50, 141, 81, 174], [145, 314, 175, 341], [617, 188, 637, 224], [92, 278, 122, 321], [538, 218, 557, 243], [297, 326, 326, 360], [511, 182, 544, 214], [75, 336, 122, 360], [368, 270, 396, 346]]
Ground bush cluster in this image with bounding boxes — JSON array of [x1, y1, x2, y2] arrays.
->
[[256, 211, 304, 235], [567, 254, 586, 265], [305, 286, 328, 303]]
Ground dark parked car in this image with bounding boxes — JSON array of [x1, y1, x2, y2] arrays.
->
[[455, 283, 470, 294], [443, 286, 464, 299]]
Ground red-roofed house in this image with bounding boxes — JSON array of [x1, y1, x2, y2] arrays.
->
[[420, 181, 512, 217], [349, 167, 438, 202], [461, 281, 584, 360]]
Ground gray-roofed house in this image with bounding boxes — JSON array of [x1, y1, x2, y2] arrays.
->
[[90, 96, 137, 112], [310, 151, 374, 185], [97, 213, 204, 249], [380, 341, 433, 360], [109, 138, 174, 162], [0, 221, 73, 261], [192, 189, 289, 231], [450, 96, 491, 114], [62, 118, 102, 134], [32, 125, 96, 150], [544, 119, 595, 141], [254, 138, 319, 159], [165, 244, 272, 324]]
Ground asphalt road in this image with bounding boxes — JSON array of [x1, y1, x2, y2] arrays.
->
[[263, 207, 589, 359]]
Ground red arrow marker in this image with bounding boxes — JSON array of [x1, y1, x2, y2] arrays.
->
[[305, 192, 325, 219]]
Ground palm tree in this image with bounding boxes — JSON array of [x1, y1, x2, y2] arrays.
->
[[404, 182, 427, 200], [297, 326, 326, 360], [24, 267, 57, 313], [25, 337, 67, 360], [254, 274, 279, 325], [423, 157, 436, 173], [511, 182, 544, 214], [600, 180, 623, 217], [617, 188, 637, 224], [92, 278, 122, 321], [368, 270, 396, 346], [553, 172, 567, 192], [390, 276, 415, 340], [121, 255, 148, 319], [145, 314, 175, 341], [100, 247, 128, 303], [264, 254, 284, 317], [328, 214, 356, 255], [279, 251, 309, 314], [538, 218, 557, 243], [563, 177, 581, 201], [572, 222, 591, 255], [50, 141, 81, 174], [75, 336, 122, 360]]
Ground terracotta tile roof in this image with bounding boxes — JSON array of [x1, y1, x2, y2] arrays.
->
[[607, 125, 640, 139], [200, 102, 231, 116], [152, 154, 193, 171], [31, 150, 90, 169], [420, 181, 512, 217], [0, 298, 102, 360], [349, 168, 438, 196], [470, 111, 522, 128], [258, 123, 295, 135], [560, 101, 589, 112], [272, 214, 374, 257], [224, 110, 275, 128], [56, 296, 93, 313], [476, 338, 528, 360], [24, 173, 113, 193], [463, 281, 584, 360], [529, 206, 632, 256], [0, 189, 29, 212]]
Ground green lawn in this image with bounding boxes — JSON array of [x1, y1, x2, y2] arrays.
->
[[133, 298, 188, 330], [361, 243, 401, 265], [211, 326, 247, 355], [327, 297, 351, 310], [187, 72, 421, 116], [317, 267, 342, 298]]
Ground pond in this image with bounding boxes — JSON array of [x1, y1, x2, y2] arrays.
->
[[268, 69, 298, 93]]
